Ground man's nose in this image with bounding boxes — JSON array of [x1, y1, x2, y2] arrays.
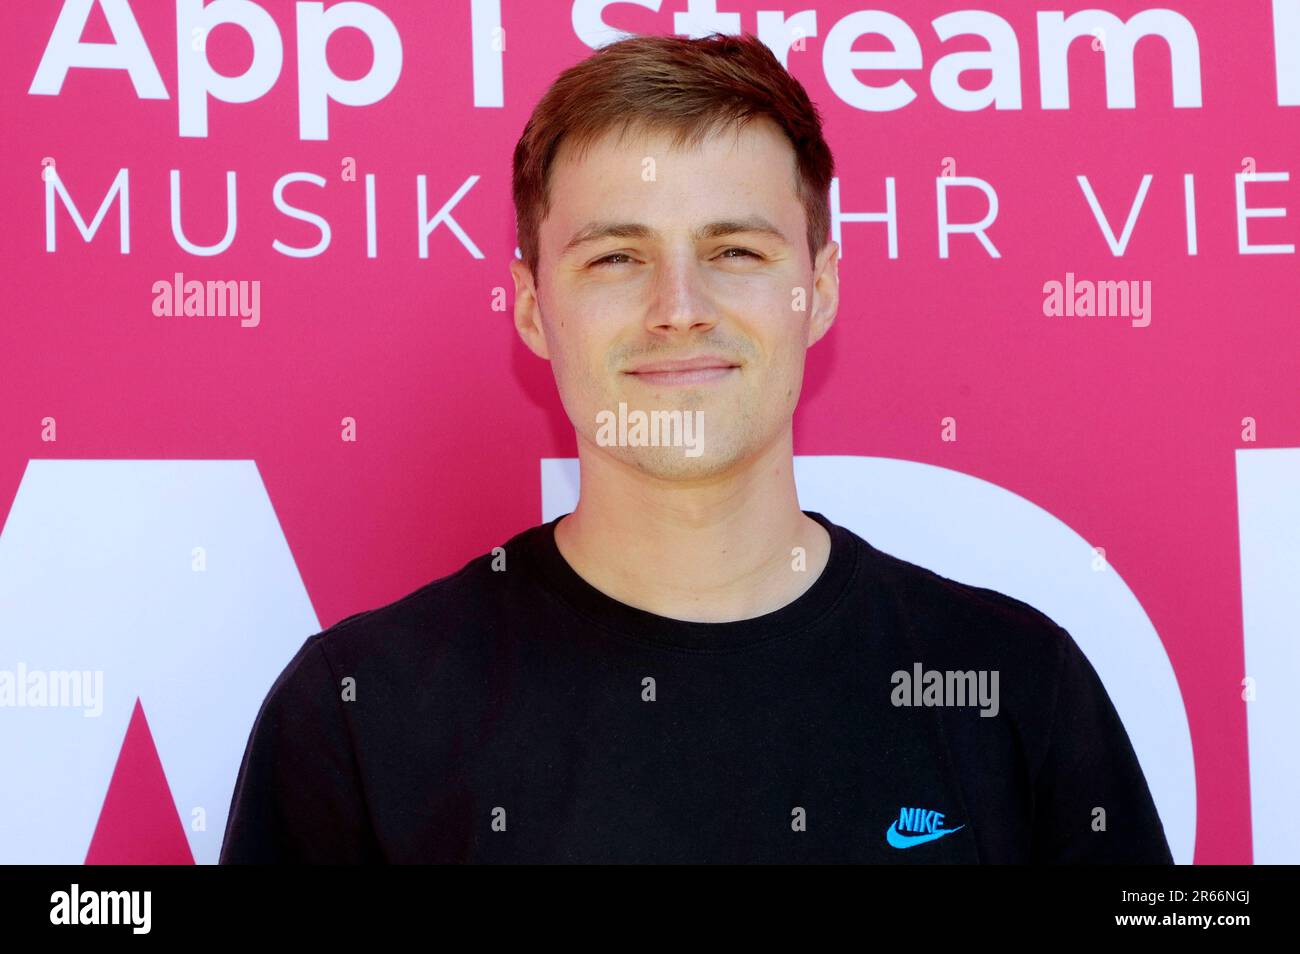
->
[[645, 252, 720, 335]]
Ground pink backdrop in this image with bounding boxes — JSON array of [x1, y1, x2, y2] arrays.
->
[[4, 0, 1299, 864]]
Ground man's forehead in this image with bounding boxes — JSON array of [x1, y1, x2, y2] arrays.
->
[[552, 116, 791, 177], [544, 120, 801, 253]]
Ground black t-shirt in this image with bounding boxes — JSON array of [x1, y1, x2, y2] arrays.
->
[[219, 511, 1173, 864]]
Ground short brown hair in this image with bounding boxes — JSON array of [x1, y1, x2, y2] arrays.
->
[[511, 32, 835, 283]]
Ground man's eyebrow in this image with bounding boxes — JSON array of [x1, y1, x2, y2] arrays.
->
[[561, 216, 790, 256]]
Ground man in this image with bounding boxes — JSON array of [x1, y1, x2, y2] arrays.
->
[[220, 32, 1172, 864]]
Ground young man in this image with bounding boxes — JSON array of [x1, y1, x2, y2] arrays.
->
[[220, 33, 1172, 864]]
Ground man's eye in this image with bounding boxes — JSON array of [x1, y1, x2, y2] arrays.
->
[[590, 248, 760, 268]]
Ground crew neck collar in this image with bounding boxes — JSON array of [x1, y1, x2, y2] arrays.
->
[[522, 510, 860, 652]]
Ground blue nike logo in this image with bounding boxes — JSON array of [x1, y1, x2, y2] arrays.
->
[[886, 807, 965, 848], [886, 820, 965, 848]]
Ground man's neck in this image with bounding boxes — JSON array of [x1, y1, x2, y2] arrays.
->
[[552, 426, 831, 623]]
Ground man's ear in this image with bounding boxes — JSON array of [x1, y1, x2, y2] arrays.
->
[[510, 257, 550, 360], [806, 240, 839, 348]]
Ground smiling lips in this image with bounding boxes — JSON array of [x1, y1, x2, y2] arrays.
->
[[624, 355, 741, 387]]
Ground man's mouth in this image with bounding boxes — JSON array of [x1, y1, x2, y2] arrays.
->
[[623, 355, 741, 387]]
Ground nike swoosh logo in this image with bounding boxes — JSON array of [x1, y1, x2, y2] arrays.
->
[[886, 821, 966, 848]]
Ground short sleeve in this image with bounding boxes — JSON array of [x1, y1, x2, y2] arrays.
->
[[219, 636, 382, 863], [1030, 629, 1174, 864]]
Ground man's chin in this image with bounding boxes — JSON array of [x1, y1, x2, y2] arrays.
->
[[611, 443, 739, 482]]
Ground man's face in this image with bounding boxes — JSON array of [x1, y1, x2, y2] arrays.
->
[[511, 117, 838, 481]]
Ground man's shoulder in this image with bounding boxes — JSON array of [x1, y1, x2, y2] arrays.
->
[[848, 529, 1071, 669], [848, 531, 1088, 770], [307, 520, 548, 669]]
